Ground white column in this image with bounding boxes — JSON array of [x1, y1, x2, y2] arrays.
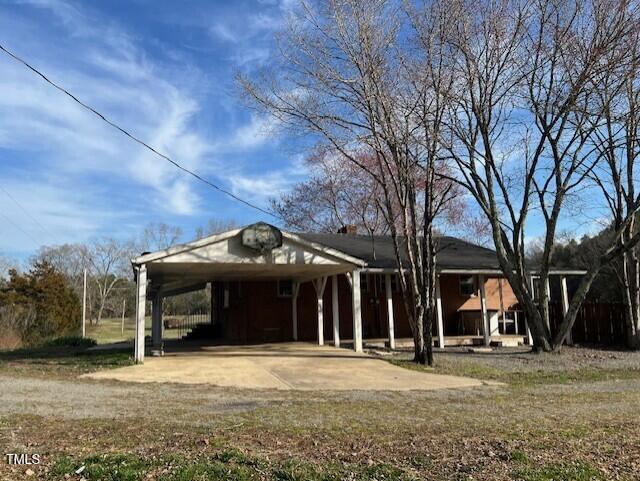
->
[[560, 275, 572, 344], [544, 277, 551, 330], [435, 275, 445, 349], [313, 277, 328, 346], [82, 268, 87, 338], [478, 274, 490, 346], [385, 274, 396, 350], [332, 275, 340, 347], [151, 292, 163, 356], [352, 269, 363, 352], [134, 264, 147, 364], [292, 281, 300, 341]]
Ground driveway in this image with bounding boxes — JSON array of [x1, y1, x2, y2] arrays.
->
[[83, 342, 485, 391]]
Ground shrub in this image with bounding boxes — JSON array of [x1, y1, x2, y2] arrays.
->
[[45, 336, 97, 348], [0, 261, 80, 345]]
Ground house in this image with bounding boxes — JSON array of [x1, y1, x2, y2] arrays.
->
[[130, 222, 583, 363]]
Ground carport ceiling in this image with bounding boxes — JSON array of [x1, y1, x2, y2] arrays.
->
[[147, 262, 352, 284]]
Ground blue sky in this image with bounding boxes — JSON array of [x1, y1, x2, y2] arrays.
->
[[0, 0, 610, 265], [0, 0, 305, 260]]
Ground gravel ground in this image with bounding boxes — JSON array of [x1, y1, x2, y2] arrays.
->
[[1, 345, 639, 480]]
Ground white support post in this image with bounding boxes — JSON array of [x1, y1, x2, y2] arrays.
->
[[313, 277, 328, 346], [478, 274, 490, 346], [151, 292, 163, 356], [544, 277, 551, 331], [435, 275, 445, 349], [352, 269, 363, 352], [292, 281, 300, 341], [134, 265, 147, 364], [332, 275, 340, 347], [498, 277, 506, 333], [560, 275, 572, 345], [385, 274, 396, 350], [81, 268, 87, 338]]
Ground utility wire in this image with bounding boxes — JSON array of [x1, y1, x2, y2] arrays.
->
[[0, 183, 61, 244], [0, 210, 40, 248], [0, 43, 278, 219]]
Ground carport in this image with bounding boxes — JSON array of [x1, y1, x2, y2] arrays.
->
[[131, 223, 367, 363]]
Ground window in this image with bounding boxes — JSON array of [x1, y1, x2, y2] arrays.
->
[[459, 275, 475, 296], [277, 279, 293, 298]]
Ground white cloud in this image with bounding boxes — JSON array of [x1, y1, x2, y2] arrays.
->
[[0, 3, 217, 218], [226, 114, 279, 150], [227, 153, 308, 202], [228, 172, 293, 201], [0, 0, 294, 256]]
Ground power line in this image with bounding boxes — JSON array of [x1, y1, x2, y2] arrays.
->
[[0, 42, 278, 219], [0, 183, 61, 244], [0, 210, 40, 248]]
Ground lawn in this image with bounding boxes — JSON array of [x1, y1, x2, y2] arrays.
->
[[1, 344, 639, 480], [84, 315, 200, 344]]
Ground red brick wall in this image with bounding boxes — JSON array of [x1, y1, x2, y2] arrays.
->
[[217, 273, 518, 343]]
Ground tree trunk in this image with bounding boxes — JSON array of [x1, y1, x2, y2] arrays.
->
[[412, 308, 426, 363], [622, 250, 640, 349]]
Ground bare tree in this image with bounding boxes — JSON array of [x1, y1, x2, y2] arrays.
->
[[442, 0, 640, 351], [0, 254, 17, 281], [272, 148, 388, 236], [240, 0, 460, 364], [587, 20, 640, 348], [194, 218, 238, 239], [140, 222, 183, 252], [84, 238, 133, 324]]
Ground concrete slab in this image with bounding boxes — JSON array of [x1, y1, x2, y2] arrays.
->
[[82, 342, 484, 391]]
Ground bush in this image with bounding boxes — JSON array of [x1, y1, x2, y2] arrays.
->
[[45, 336, 97, 348], [0, 261, 80, 345]]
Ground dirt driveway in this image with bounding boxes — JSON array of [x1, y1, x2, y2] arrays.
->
[[83, 342, 485, 390]]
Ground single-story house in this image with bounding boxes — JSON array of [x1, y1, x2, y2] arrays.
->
[[130, 222, 583, 363]]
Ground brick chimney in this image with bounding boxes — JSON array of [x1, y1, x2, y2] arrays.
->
[[337, 225, 358, 235]]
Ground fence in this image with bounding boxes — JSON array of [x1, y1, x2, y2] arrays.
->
[[549, 302, 626, 345], [163, 310, 210, 339]]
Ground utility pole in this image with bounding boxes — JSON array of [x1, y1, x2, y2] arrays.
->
[[82, 268, 87, 338], [121, 299, 126, 337]]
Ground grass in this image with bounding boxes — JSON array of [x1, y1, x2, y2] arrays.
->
[[0, 342, 133, 377], [85, 316, 190, 344], [388, 357, 640, 386], [513, 462, 605, 481], [48, 452, 418, 481]]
